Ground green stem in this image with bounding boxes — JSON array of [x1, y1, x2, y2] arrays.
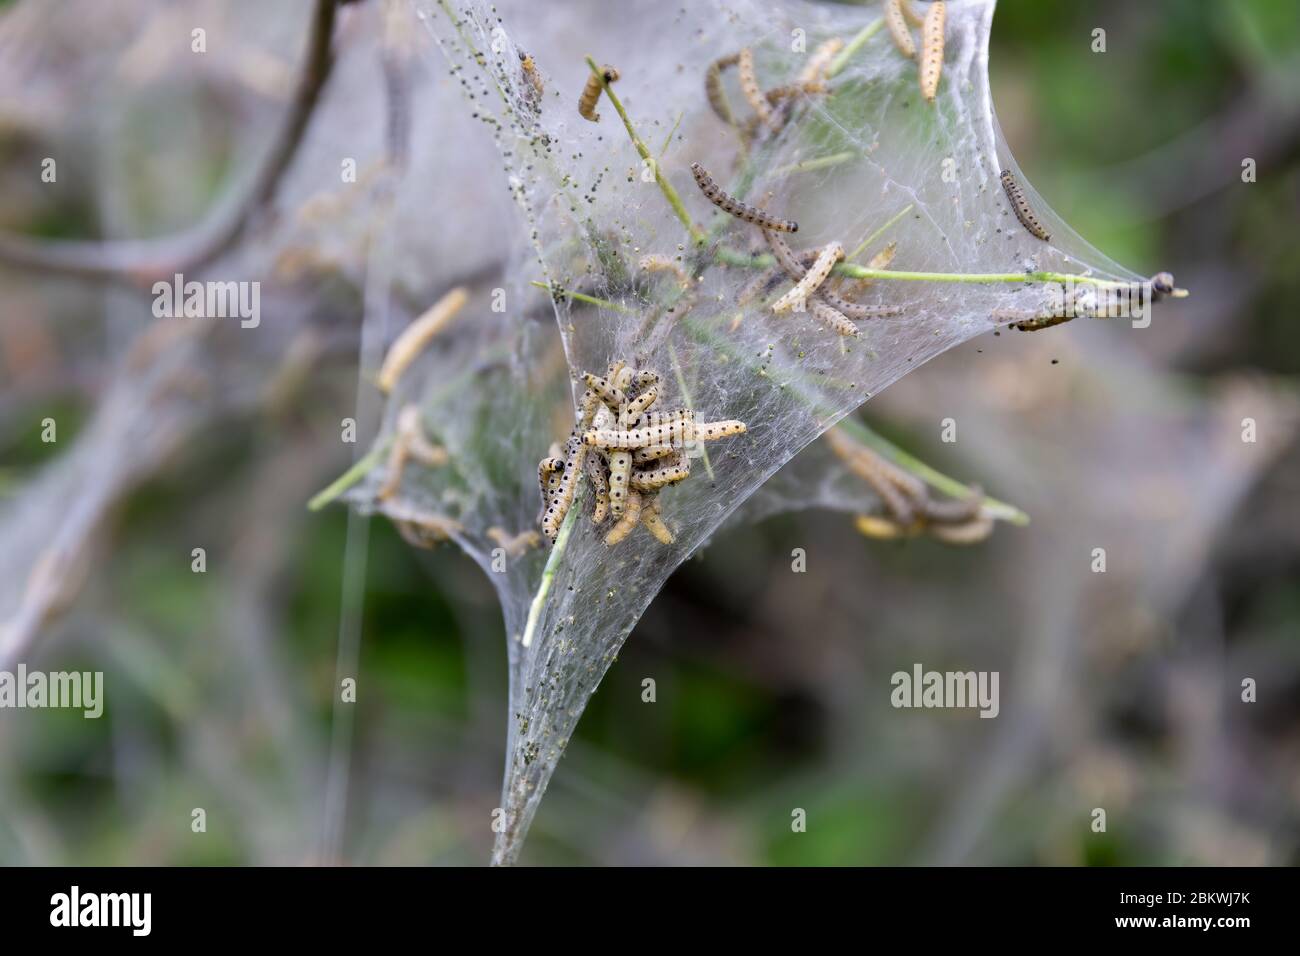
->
[[668, 340, 714, 480], [848, 203, 913, 262], [530, 280, 632, 313], [827, 18, 885, 79], [521, 499, 580, 648], [308, 440, 390, 511], [772, 151, 859, 176], [587, 57, 705, 245], [836, 418, 1030, 526]]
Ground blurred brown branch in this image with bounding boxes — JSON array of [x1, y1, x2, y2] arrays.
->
[[0, 0, 338, 283]]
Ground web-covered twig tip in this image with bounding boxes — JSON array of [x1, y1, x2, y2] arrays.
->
[[538, 361, 747, 546]]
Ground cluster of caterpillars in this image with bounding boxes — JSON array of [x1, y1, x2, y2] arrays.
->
[[884, 0, 946, 104], [825, 428, 992, 545], [691, 162, 902, 338], [539, 361, 747, 546], [705, 37, 844, 138]]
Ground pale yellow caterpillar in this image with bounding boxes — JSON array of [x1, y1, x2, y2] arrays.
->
[[1000, 169, 1051, 242], [705, 52, 741, 123], [639, 254, 693, 290], [640, 493, 675, 544], [604, 490, 643, 546], [929, 514, 994, 545], [608, 449, 633, 516], [736, 48, 773, 129], [378, 404, 449, 501], [633, 443, 677, 464], [796, 37, 845, 92], [762, 229, 897, 322], [542, 438, 586, 540], [772, 242, 844, 314], [630, 460, 692, 491], [620, 386, 659, 429], [885, 0, 917, 60], [385, 503, 463, 549], [585, 415, 747, 450], [583, 371, 627, 409], [584, 453, 611, 523], [691, 163, 798, 232], [377, 286, 468, 393], [578, 64, 619, 122], [518, 50, 543, 101], [810, 298, 860, 337], [538, 455, 564, 509], [899, 0, 925, 27], [919, 1, 946, 104], [487, 527, 541, 557]]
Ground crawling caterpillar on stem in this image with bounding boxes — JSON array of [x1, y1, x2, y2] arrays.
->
[[578, 64, 619, 122], [690, 162, 797, 232]]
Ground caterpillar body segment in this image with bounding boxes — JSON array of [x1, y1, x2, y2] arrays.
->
[[640, 493, 675, 544], [797, 37, 844, 92], [691, 162, 798, 232], [607, 449, 633, 516], [919, 1, 946, 103], [772, 242, 844, 314], [1000, 168, 1050, 242], [603, 490, 643, 546], [705, 52, 741, 123], [583, 371, 627, 409], [885, 0, 917, 59], [578, 63, 619, 122], [811, 298, 860, 337], [736, 48, 773, 129]]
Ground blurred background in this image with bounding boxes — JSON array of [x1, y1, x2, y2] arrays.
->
[[1, 0, 1297, 865]]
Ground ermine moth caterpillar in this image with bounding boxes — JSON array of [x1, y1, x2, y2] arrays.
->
[[691, 162, 798, 232], [578, 64, 619, 122], [1000, 169, 1051, 241]]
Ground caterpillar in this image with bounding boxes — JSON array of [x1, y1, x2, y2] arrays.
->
[[518, 50, 544, 102], [919, 0, 946, 104], [487, 527, 541, 557], [763, 228, 891, 321], [621, 386, 659, 429], [796, 37, 845, 92], [585, 415, 746, 450], [633, 443, 677, 464], [583, 453, 611, 524], [630, 459, 692, 491], [929, 514, 994, 545], [811, 298, 860, 337], [639, 254, 693, 291], [541, 438, 586, 540], [885, 0, 917, 60], [1000, 169, 1051, 242], [772, 242, 844, 314], [386, 503, 464, 549], [640, 493, 675, 544], [921, 489, 984, 524], [377, 286, 469, 393], [607, 449, 633, 516], [583, 371, 627, 409], [578, 64, 619, 122], [1008, 312, 1073, 332], [538, 455, 564, 509], [705, 52, 740, 123], [736, 48, 774, 129], [603, 490, 643, 546], [378, 404, 449, 501], [1150, 271, 1177, 301], [691, 162, 798, 232]]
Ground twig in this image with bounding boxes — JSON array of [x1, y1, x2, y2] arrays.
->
[[0, 0, 337, 282], [827, 18, 885, 78], [530, 280, 633, 313], [585, 56, 705, 245], [521, 496, 580, 648], [848, 203, 913, 261]]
